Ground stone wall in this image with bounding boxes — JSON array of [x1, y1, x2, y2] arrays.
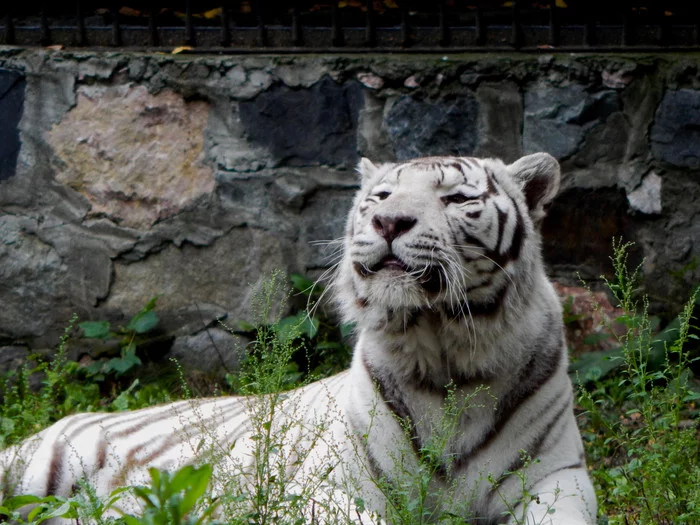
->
[[1, 49, 699, 371]]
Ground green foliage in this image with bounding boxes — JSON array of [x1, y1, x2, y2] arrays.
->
[[226, 272, 352, 392], [80, 297, 160, 379], [0, 302, 173, 450], [579, 240, 700, 525], [121, 465, 221, 525]]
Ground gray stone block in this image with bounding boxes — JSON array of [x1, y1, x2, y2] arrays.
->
[[650, 88, 700, 169], [0, 69, 25, 182], [239, 76, 363, 168], [385, 95, 478, 160]]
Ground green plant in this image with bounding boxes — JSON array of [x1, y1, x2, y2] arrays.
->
[[80, 297, 161, 379], [120, 465, 221, 525], [579, 240, 700, 524], [227, 273, 352, 392]]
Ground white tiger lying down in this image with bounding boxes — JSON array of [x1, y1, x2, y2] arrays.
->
[[0, 153, 596, 524]]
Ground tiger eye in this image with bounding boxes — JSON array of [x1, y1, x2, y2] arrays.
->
[[441, 193, 474, 205]]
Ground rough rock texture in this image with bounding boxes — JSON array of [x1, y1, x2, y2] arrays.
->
[[385, 94, 478, 160], [47, 84, 214, 229], [650, 88, 700, 169], [0, 50, 699, 374], [0, 70, 24, 181], [239, 76, 363, 168]]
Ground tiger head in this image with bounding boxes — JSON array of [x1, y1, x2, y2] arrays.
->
[[335, 153, 560, 328]]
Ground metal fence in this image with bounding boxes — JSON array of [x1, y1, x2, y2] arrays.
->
[[2, 1, 700, 53]]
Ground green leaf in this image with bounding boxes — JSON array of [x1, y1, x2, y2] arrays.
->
[[107, 345, 142, 375], [2, 495, 44, 510], [126, 310, 159, 334], [290, 273, 321, 296], [79, 321, 111, 339], [340, 322, 356, 338]]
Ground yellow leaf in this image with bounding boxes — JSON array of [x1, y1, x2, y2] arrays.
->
[[556, 0, 568, 8], [202, 7, 222, 19], [119, 7, 142, 17], [384, 0, 399, 8], [172, 46, 194, 54], [664, 10, 673, 16], [502, 1, 514, 7]]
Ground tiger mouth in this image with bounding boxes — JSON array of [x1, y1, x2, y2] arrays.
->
[[371, 256, 409, 273]]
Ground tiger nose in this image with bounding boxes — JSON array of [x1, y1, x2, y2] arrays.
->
[[372, 215, 417, 244]]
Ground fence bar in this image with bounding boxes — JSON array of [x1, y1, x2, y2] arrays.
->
[[401, 5, 411, 47], [110, 4, 121, 46], [584, 6, 596, 46], [365, 0, 376, 47], [291, 5, 302, 46], [331, 4, 344, 47], [475, 7, 485, 46], [255, 0, 267, 47], [439, 1, 450, 47], [185, 0, 195, 46], [549, 0, 559, 47], [148, 2, 159, 47], [4, 8, 15, 45], [658, 6, 670, 46], [40, 3, 51, 46], [622, 2, 634, 46], [75, 0, 87, 46], [220, 4, 231, 47], [511, 1, 522, 48]]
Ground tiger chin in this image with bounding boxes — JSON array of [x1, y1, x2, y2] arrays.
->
[[0, 153, 597, 525]]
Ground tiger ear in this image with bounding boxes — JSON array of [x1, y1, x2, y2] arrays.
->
[[357, 157, 378, 182], [508, 153, 560, 221]]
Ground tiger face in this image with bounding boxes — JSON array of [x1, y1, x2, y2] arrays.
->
[[339, 153, 560, 322]]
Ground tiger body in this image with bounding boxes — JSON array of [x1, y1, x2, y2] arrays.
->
[[1, 153, 596, 524]]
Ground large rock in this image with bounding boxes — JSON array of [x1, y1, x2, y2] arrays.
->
[[47, 84, 214, 230], [524, 84, 620, 160], [650, 88, 700, 169], [170, 328, 246, 376], [0, 69, 25, 181], [101, 228, 291, 327], [384, 94, 478, 160], [239, 76, 363, 168]]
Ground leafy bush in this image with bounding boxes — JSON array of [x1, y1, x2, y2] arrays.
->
[[579, 241, 700, 524]]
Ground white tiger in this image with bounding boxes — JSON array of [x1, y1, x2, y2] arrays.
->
[[0, 153, 597, 524]]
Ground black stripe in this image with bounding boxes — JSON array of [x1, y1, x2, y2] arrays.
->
[[484, 392, 574, 508], [362, 355, 421, 457], [453, 315, 563, 469], [46, 441, 65, 495]]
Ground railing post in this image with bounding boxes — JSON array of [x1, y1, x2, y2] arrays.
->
[[255, 0, 267, 47], [475, 7, 485, 46], [110, 3, 121, 47], [511, 0, 523, 48], [584, 3, 596, 46], [4, 8, 15, 45], [148, 2, 160, 47], [185, 0, 196, 46], [622, 1, 635, 47], [40, 2, 51, 46], [439, 0, 450, 47], [220, 3, 231, 47], [549, 0, 560, 47], [365, 0, 376, 47], [331, 4, 344, 47], [76, 0, 87, 46], [292, 4, 303, 46], [401, 4, 411, 47]]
